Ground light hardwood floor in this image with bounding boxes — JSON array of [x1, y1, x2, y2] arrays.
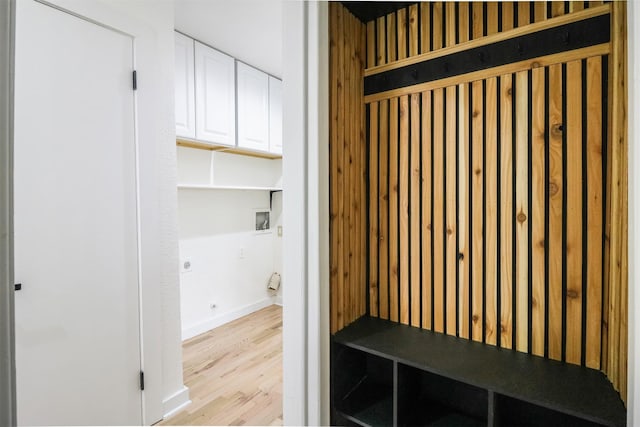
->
[[160, 305, 283, 426]]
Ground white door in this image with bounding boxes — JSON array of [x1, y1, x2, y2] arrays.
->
[[194, 41, 236, 146], [237, 62, 269, 152], [14, 1, 142, 425], [175, 32, 196, 139], [268, 76, 283, 155]]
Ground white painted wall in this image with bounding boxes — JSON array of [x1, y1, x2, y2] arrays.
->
[[174, 0, 282, 78], [15, 0, 187, 423], [177, 148, 283, 340], [627, 2, 638, 425]]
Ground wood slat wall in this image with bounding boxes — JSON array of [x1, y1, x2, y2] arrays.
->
[[330, 3, 367, 333], [330, 0, 627, 404]]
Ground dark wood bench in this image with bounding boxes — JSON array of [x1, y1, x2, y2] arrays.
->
[[331, 316, 626, 427]]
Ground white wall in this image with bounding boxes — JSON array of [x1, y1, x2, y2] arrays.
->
[[174, 0, 282, 78], [627, 1, 638, 425], [177, 148, 283, 340]]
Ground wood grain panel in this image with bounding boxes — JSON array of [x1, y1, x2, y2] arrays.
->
[[377, 16, 386, 66], [531, 67, 546, 357], [499, 73, 514, 350], [409, 4, 419, 58], [422, 91, 433, 330], [485, 76, 498, 346], [367, 21, 375, 69], [389, 97, 399, 322], [420, 3, 430, 54], [459, 82, 470, 340], [433, 87, 445, 334], [565, 59, 583, 366], [410, 94, 421, 328], [397, 8, 407, 60], [446, 85, 457, 336], [515, 70, 528, 354], [330, 3, 341, 333], [399, 95, 410, 325], [379, 99, 390, 320], [369, 102, 379, 317], [547, 63, 564, 361], [471, 79, 483, 342], [585, 56, 602, 370]]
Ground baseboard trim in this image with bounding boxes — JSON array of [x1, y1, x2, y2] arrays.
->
[[162, 386, 191, 420], [182, 297, 277, 340]]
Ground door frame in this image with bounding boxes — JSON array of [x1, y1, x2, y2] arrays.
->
[[0, 0, 16, 424]]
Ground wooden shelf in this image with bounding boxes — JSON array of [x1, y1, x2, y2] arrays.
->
[[177, 184, 282, 191], [333, 316, 626, 427], [177, 138, 282, 160]]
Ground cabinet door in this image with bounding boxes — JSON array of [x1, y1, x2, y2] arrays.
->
[[195, 41, 236, 146], [174, 32, 195, 139], [269, 76, 282, 155], [237, 62, 269, 152]]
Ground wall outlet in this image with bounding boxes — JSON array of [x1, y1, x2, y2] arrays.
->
[[277, 225, 283, 237], [239, 247, 245, 259], [181, 259, 192, 273]]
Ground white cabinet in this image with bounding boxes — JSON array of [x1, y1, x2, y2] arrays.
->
[[236, 62, 269, 152], [269, 76, 282, 155], [174, 32, 195, 139], [194, 41, 236, 146]]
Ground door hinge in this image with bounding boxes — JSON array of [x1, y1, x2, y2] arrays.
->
[[140, 371, 145, 391], [133, 70, 137, 90]]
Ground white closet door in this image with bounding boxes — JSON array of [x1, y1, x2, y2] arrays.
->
[[237, 62, 269, 152], [175, 32, 196, 139], [194, 41, 236, 146], [268, 76, 283, 155], [14, 1, 142, 425]]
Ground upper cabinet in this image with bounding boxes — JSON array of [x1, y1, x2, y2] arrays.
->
[[194, 41, 236, 146], [236, 62, 269, 152], [269, 76, 282, 155], [174, 32, 195, 139], [174, 32, 282, 158]]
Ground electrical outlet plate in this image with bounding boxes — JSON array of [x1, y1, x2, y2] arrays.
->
[[277, 225, 283, 237]]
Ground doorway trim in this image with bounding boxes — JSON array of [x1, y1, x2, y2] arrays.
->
[[0, 0, 16, 424]]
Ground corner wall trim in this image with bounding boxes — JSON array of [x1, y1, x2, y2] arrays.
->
[[161, 386, 191, 421]]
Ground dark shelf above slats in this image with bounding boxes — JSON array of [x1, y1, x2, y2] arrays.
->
[[333, 316, 627, 427], [341, 2, 416, 23]]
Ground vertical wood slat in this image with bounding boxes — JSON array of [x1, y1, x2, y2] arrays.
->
[[565, 59, 583, 366], [419, 2, 430, 54], [410, 94, 421, 327], [397, 8, 408, 61], [422, 91, 433, 330], [446, 84, 457, 336], [329, 3, 340, 333], [336, 4, 345, 332], [500, 73, 514, 349], [515, 70, 528, 354], [400, 95, 410, 325], [585, 56, 602, 370], [433, 2, 443, 50], [458, 2, 471, 341], [485, 77, 498, 345], [459, 82, 470, 340], [471, 79, 483, 342], [366, 21, 375, 69], [518, 1, 531, 27], [531, 67, 546, 357], [548, 63, 564, 361], [379, 99, 390, 320], [343, 10, 352, 326], [607, 0, 627, 400], [433, 87, 445, 333], [369, 102, 379, 317], [389, 97, 399, 323], [409, 4, 419, 58]]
